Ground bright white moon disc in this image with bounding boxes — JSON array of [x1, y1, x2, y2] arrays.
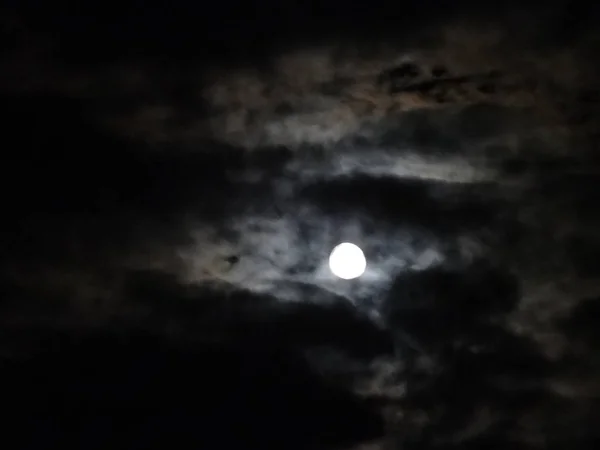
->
[[329, 242, 366, 280]]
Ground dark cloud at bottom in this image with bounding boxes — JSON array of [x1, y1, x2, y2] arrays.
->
[[2, 331, 385, 449]]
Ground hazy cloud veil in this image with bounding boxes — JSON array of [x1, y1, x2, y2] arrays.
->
[[2, 2, 600, 448]]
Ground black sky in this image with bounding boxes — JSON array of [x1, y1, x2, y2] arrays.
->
[[2, 1, 600, 449]]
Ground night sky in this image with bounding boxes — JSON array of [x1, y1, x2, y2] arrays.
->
[[2, 1, 600, 449]]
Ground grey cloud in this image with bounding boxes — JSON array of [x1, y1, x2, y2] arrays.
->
[[3, 4, 600, 449]]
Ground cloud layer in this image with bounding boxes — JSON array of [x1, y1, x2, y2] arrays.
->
[[2, 3, 600, 448]]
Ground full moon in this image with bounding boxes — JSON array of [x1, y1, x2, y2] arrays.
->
[[328, 242, 367, 280]]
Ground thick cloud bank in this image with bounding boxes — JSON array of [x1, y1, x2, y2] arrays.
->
[[2, 2, 600, 448]]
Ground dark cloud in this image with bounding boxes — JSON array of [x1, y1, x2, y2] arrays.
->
[[2, 1, 600, 449], [2, 329, 385, 449]]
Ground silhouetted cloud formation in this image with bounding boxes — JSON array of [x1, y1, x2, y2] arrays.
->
[[2, 1, 600, 448]]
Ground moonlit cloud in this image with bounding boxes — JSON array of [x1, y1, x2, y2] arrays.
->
[[2, 2, 600, 449]]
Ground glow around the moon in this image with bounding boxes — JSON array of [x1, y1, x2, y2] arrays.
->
[[328, 242, 367, 280]]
